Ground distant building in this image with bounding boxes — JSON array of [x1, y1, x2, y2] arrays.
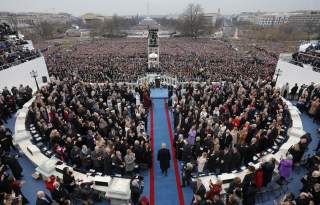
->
[[288, 10, 320, 25], [128, 17, 160, 36], [126, 17, 172, 38], [236, 10, 320, 27], [0, 12, 75, 32], [0, 12, 73, 26], [65, 28, 90, 37], [236, 12, 260, 24], [81, 13, 105, 26], [135, 17, 160, 30], [203, 13, 218, 27], [256, 13, 289, 26]]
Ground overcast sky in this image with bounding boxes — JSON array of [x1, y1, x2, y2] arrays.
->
[[1, 0, 319, 16]]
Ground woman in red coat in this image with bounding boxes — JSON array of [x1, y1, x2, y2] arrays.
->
[[45, 175, 56, 191], [138, 196, 149, 205], [206, 179, 222, 200], [255, 168, 264, 189], [142, 90, 151, 109]]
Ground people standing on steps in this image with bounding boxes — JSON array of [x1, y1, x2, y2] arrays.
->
[[157, 143, 171, 176], [181, 163, 193, 187]]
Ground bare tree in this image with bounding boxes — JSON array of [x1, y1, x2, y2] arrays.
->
[[31, 21, 55, 40], [88, 21, 102, 39], [154, 17, 179, 31], [304, 21, 316, 40], [99, 15, 132, 37], [109, 14, 121, 35], [7, 14, 18, 31], [178, 4, 206, 37], [215, 18, 224, 30]]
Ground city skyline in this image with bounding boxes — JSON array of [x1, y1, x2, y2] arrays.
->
[[0, 0, 319, 17]]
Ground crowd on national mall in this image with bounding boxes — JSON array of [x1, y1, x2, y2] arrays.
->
[[41, 38, 285, 83]]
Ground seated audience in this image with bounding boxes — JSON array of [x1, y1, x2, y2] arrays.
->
[[0, 23, 40, 70]]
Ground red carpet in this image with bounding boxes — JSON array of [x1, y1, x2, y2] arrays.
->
[[149, 106, 155, 205], [164, 99, 185, 205]]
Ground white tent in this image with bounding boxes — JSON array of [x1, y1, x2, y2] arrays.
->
[[299, 43, 311, 52], [299, 41, 319, 52], [149, 53, 158, 58]]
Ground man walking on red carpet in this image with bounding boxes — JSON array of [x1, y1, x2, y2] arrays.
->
[[157, 143, 171, 176]]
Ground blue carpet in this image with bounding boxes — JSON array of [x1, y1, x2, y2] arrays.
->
[[152, 98, 180, 205], [150, 88, 168, 99]]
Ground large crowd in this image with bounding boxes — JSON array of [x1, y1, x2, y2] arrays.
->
[[27, 78, 152, 176], [0, 78, 154, 204], [170, 79, 290, 205], [180, 82, 320, 205], [0, 23, 40, 70], [24, 78, 153, 204], [0, 85, 33, 123], [43, 39, 147, 83], [0, 85, 34, 204], [171, 80, 319, 205], [172, 79, 291, 174], [41, 38, 285, 83], [281, 82, 320, 123]]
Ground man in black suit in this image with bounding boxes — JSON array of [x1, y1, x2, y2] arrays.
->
[[157, 143, 171, 176], [261, 158, 276, 187], [51, 182, 69, 204], [36, 191, 52, 205], [2, 154, 23, 179]]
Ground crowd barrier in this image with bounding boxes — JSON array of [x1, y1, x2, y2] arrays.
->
[[137, 73, 179, 86], [14, 97, 131, 205]]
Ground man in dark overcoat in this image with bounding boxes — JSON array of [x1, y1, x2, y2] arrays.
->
[[157, 143, 171, 176]]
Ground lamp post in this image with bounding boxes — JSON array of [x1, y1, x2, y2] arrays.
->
[[30, 70, 39, 91], [273, 68, 282, 87]]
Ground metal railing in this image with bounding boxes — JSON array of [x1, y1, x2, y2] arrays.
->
[[136, 73, 179, 86], [80, 74, 223, 90]]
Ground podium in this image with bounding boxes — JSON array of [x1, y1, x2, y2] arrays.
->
[[155, 77, 161, 88], [105, 178, 131, 205]]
